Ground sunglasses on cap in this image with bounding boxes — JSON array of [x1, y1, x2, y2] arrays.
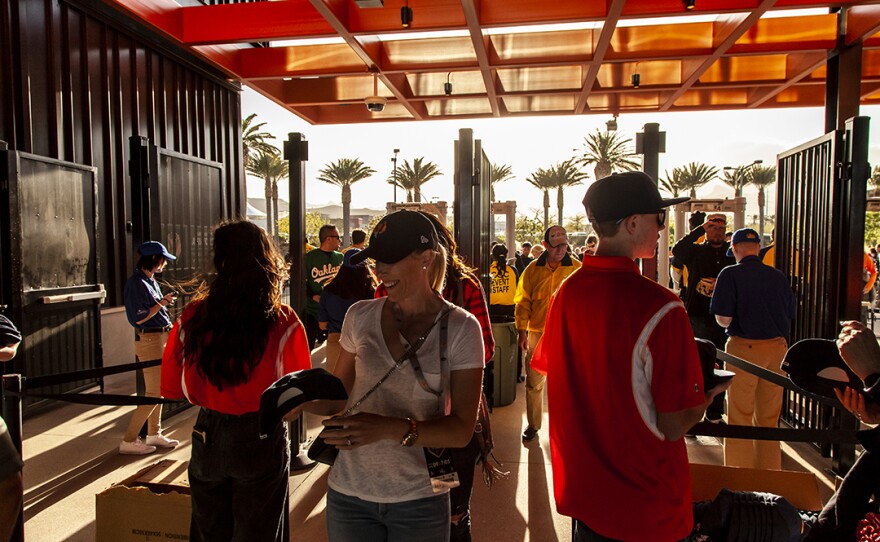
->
[[615, 209, 667, 227]]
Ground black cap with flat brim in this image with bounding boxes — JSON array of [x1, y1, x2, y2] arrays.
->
[[780, 338, 862, 401], [258, 368, 348, 438], [696, 338, 735, 389], [583, 171, 690, 223]]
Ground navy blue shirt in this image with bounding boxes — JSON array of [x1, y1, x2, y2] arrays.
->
[[123, 269, 172, 330], [710, 255, 796, 342], [0, 315, 21, 347], [318, 290, 361, 334]]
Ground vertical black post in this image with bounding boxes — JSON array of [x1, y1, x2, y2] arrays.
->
[[826, 7, 862, 132], [283, 133, 314, 471], [2, 374, 24, 542], [454, 129, 475, 265], [128, 135, 151, 245], [636, 123, 665, 282], [833, 116, 871, 475]]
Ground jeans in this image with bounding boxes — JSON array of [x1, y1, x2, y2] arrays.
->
[[326, 487, 450, 542], [449, 433, 482, 541], [189, 408, 290, 542]]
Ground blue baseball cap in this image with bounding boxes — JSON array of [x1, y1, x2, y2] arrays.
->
[[137, 241, 176, 261], [726, 228, 761, 257]]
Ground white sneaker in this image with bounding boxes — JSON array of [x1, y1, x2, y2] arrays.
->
[[145, 434, 180, 448], [119, 439, 157, 455]]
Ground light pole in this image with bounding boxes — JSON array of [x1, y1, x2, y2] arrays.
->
[[392, 148, 399, 204]]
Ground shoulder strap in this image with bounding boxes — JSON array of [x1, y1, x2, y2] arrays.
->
[[409, 308, 451, 397], [343, 305, 451, 416]]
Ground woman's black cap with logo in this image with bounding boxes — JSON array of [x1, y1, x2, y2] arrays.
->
[[349, 210, 440, 265]]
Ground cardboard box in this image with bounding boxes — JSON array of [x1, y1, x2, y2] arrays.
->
[[96, 459, 191, 542], [690, 463, 823, 511]]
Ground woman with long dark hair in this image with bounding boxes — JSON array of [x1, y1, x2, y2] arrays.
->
[[319, 248, 378, 372], [160, 220, 311, 542]]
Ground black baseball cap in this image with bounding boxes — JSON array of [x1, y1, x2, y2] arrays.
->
[[781, 338, 862, 401], [349, 210, 439, 265], [696, 338, 735, 389], [258, 368, 348, 438], [583, 171, 689, 223]]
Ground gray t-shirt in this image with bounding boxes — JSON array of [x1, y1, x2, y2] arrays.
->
[[329, 297, 484, 503]]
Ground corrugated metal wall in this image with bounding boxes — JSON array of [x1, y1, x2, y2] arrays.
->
[[0, 0, 245, 306]]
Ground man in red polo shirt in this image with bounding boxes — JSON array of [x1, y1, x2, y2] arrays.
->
[[532, 171, 730, 542]]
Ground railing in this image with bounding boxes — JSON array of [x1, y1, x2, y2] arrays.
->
[[775, 117, 870, 473]]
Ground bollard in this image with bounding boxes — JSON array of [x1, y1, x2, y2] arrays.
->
[[2, 374, 25, 542]]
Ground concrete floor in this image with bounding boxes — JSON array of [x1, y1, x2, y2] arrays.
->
[[19, 343, 838, 541]]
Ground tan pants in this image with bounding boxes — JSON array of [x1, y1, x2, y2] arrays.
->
[[123, 332, 167, 442], [723, 335, 788, 470], [325, 332, 341, 375], [525, 331, 545, 431]]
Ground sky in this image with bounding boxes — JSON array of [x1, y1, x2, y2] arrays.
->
[[242, 86, 880, 223]]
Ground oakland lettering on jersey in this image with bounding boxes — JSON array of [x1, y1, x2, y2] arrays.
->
[[311, 263, 340, 284]]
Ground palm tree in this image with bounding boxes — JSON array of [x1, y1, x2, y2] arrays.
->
[[676, 162, 719, 198], [490, 163, 514, 202], [525, 167, 555, 230], [721, 165, 750, 197], [546, 159, 589, 226], [388, 157, 442, 202], [573, 130, 641, 180], [750, 164, 777, 239], [317, 158, 377, 245], [659, 168, 687, 198], [241, 113, 276, 169], [246, 148, 288, 242]]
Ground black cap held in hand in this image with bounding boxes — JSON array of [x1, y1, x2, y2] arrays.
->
[[781, 338, 862, 401], [258, 368, 348, 438]]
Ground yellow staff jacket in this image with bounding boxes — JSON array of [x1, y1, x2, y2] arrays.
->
[[514, 252, 581, 333]]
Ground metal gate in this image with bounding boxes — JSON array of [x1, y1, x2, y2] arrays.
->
[[129, 137, 226, 417], [0, 149, 103, 409], [454, 128, 492, 293], [776, 116, 869, 472]]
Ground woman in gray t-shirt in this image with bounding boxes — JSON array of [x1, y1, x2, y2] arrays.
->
[[303, 210, 484, 541]]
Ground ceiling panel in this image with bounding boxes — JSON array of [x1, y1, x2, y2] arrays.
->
[[106, 0, 880, 124]]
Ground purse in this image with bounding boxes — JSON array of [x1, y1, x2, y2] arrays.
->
[[307, 307, 452, 466]]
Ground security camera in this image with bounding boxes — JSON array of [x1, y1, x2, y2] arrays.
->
[[365, 96, 387, 112]]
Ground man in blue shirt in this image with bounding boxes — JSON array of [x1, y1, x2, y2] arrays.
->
[[711, 228, 796, 470]]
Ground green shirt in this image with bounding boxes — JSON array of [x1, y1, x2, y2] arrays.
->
[[304, 249, 343, 316]]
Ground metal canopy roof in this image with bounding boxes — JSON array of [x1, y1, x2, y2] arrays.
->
[[110, 0, 880, 124]]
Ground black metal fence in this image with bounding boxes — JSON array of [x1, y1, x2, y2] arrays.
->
[[776, 117, 869, 473]]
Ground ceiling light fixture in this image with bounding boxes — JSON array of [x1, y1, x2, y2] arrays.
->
[[632, 62, 641, 88], [444, 72, 453, 96], [684, 0, 696, 10], [401, 1, 413, 28]]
